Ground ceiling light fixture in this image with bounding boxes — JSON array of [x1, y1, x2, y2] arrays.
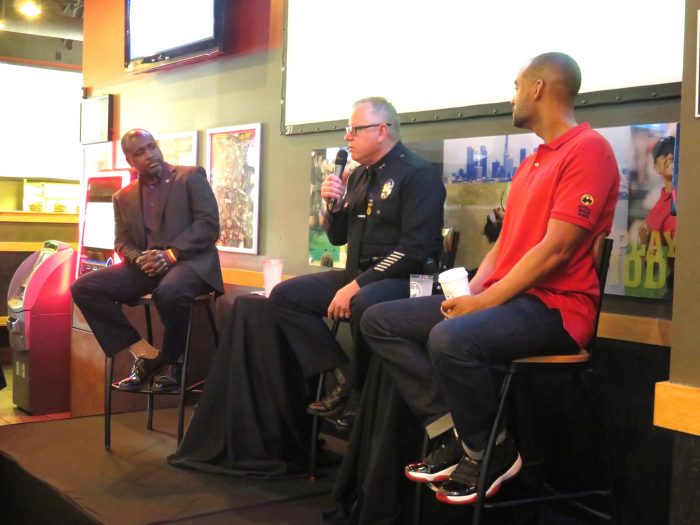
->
[[17, 0, 41, 17]]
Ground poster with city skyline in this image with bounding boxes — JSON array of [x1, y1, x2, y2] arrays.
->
[[440, 121, 677, 300]]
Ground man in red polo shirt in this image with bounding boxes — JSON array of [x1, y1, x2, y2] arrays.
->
[[360, 52, 620, 505]]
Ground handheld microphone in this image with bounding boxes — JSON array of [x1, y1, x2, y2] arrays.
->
[[326, 149, 348, 212]]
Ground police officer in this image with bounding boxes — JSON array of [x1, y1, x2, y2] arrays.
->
[[270, 96, 446, 429]]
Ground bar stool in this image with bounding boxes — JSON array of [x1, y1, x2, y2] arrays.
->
[[104, 292, 218, 450], [310, 230, 462, 479], [411, 236, 615, 524], [471, 236, 616, 524]]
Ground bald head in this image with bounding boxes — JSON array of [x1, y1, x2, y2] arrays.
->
[[121, 128, 155, 154], [523, 52, 581, 104], [120, 128, 164, 179]]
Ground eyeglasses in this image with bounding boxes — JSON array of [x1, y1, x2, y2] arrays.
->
[[345, 123, 391, 136]]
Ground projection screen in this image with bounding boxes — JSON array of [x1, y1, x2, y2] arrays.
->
[[283, 0, 684, 134]]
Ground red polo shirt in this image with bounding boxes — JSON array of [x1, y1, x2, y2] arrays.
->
[[483, 123, 620, 348], [646, 188, 676, 235]]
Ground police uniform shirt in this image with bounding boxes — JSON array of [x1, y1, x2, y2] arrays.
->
[[325, 141, 445, 286]]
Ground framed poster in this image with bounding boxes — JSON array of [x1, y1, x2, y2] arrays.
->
[[206, 123, 261, 254], [307, 147, 355, 267]]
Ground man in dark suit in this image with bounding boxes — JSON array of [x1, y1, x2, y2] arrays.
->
[[71, 129, 223, 392]]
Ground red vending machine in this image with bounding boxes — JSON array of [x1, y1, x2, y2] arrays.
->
[[7, 241, 76, 414]]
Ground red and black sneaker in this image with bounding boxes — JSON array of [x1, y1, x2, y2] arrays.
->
[[405, 431, 463, 483], [435, 439, 522, 505]]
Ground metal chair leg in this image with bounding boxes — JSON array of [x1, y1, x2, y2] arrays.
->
[[309, 319, 342, 479], [144, 303, 153, 344], [104, 356, 114, 450], [146, 393, 154, 430], [412, 434, 430, 525], [309, 371, 325, 480], [473, 367, 515, 525], [178, 302, 196, 445], [145, 303, 155, 430], [204, 299, 219, 347]]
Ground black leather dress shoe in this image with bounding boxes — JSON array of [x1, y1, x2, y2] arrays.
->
[[151, 364, 180, 393], [335, 406, 357, 431], [307, 382, 350, 417], [116, 355, 162, 391]]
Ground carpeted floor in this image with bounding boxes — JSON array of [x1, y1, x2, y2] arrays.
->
[[0, 408, 336, 524]]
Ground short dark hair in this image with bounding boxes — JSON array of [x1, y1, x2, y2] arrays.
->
[[652, 136, 675, 162]]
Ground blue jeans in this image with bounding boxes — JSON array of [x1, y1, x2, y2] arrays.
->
[[362, 293, 578, 450]]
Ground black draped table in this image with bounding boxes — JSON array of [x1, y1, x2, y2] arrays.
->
[[168, 287, 463, 521], [169, 289, 313, 477]]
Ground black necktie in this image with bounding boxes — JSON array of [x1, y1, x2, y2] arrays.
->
[[353, 166, 373, 210]]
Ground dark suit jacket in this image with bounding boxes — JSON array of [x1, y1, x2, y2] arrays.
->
[[113, 163, 224, 294]]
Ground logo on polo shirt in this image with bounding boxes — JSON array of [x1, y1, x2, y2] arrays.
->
[[580, 194, 594, 206], [578, 193, 594, 219]]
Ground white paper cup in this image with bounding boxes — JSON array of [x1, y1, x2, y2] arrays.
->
[[262, 259, 283, 297], [410, 274, 434, 298], [438, 267, 470, 299]]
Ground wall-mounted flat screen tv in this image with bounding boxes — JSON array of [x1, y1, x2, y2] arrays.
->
[[124, 0, 225, 74]]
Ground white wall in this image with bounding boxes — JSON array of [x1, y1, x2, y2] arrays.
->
[[0, 63, 82, 180], [284, 0, 685, 127]]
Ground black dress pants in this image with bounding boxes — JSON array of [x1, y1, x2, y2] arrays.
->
[[269, 270, 408, 391], [71, 262, 211, 363]]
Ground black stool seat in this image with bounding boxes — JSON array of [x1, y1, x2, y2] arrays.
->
[[104, 292, 218, 450]]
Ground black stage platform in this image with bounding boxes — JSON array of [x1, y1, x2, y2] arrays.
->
[[0, 408, 335, 525]]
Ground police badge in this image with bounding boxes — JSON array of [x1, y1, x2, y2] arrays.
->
[[380, 179, 394, 199]]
